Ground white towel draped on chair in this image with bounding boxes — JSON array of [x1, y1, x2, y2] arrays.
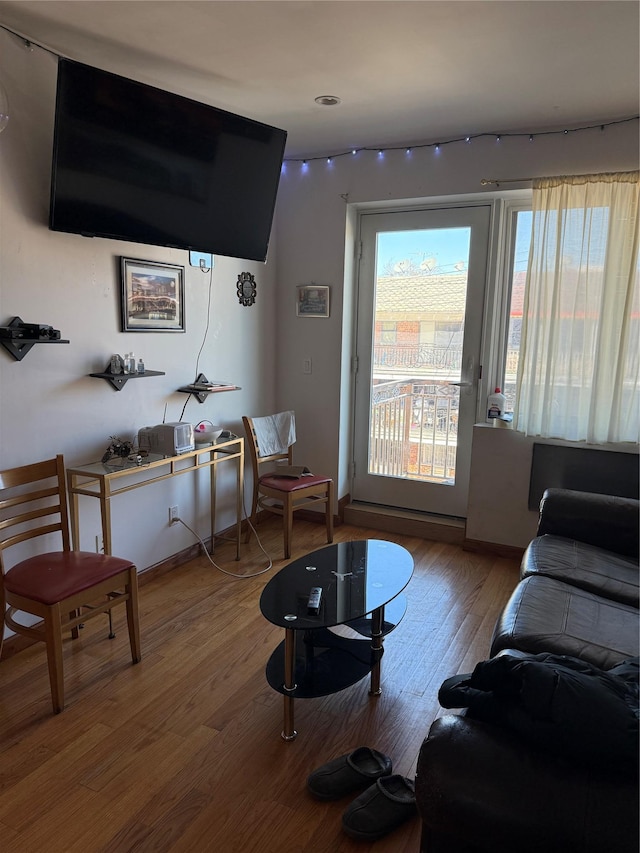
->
[[253, 411, 296, 457]]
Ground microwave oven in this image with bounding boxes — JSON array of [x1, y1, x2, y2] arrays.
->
[[137, 422, 195, 456]]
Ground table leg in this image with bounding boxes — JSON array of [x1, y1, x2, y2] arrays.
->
[[235, 443, 243, 560], [209, 456, 216, 555], [100, 480, 113, 556], [282, 627, 297, 741], [369, 605, 384, 696]]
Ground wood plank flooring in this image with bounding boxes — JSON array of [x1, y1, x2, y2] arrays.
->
[[0, 518, 520, 853]]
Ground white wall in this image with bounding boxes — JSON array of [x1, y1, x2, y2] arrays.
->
[[0, 31, 279, 572], [1, 27, 638, 565], [274, 115, 639, 547]]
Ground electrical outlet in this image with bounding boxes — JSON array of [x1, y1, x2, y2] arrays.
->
[[169, 505, 179, 525]]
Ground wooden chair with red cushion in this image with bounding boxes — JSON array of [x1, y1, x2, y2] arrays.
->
[[243, 414, 334, 559], [0, 454, 141, 713]]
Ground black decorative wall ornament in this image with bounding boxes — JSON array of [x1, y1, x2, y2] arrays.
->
[[237, 272, 256, 306]]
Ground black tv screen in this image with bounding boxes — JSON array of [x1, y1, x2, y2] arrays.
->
[[49, 59, 287, 262]]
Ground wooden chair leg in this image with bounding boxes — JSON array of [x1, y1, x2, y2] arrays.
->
[[125, 568, 141, 664], [44, 603, 65, 714], [326, 482, 334, 544], [70, 608, 81, 639], [1, 585, 5, 664], [284, 497, 294, 559]]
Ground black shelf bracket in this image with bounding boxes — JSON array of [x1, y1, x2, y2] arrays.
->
[[178, 373, 213, 404], [0, 317, 69, 361]]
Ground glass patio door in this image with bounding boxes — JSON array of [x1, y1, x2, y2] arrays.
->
[[352, 205, 491, 518]]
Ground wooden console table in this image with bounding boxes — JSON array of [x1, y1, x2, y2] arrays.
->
[[66, 435, 244, 559]]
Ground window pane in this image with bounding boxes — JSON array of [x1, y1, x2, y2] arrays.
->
[[371, 227, 471, 485], [504, 210, 532, 412]]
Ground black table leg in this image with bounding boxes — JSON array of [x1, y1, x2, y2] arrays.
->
[[369, 604, 384, 696]]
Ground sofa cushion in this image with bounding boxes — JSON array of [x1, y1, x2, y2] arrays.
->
[[537, 489, 639, 559], [521, 534, 639, 607], [491, 575, 639, 670]]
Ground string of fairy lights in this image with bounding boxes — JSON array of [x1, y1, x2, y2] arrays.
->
[[282, 116, 639, 170], [1, 22, 637, 175]]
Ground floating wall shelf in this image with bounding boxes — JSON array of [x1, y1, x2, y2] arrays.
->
[[177, 373, 241, 404], [90, 362, 165, 391], [0, 317, 69, 361]]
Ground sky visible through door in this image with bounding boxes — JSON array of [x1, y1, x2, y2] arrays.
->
[[376, 228, 471, 277]]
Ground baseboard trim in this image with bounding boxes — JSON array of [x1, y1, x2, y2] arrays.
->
[[343, 502, 465, 544], [463, 538, 525, 559], [137, 541, 205, 587]]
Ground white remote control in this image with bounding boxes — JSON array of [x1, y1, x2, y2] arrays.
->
[[307, 587, 322, 614]]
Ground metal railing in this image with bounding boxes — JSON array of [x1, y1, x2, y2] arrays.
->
[[373, 344, 462, 372], [369, 381, 458, 482], [368, 345, 522, 480]]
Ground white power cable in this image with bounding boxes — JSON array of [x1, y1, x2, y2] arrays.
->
[[174, 513, 273, 578]]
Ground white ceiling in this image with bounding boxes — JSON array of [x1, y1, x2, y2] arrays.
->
[[0, 0, 638, 158]]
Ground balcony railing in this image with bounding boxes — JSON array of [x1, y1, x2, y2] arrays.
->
[[373, 344, 463, 372], [369, 381, 458, 482], [368, 346, 521, 480]]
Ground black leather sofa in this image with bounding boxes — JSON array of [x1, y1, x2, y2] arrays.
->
[[415, 488, 639, 853]]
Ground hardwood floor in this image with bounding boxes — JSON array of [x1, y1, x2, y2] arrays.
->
[[0, 518, 520, 852]]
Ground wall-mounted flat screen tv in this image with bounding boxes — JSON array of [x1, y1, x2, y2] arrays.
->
[[49, 59, 287, 262]]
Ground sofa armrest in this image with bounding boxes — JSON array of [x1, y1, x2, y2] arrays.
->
[[416, 714, 639, 853], [537, 488, 639, 558]]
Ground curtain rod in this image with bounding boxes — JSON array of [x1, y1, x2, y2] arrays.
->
[[481, 170, 639, 187], [480, 177, 533, 186]]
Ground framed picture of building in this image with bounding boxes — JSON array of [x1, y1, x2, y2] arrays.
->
[[296, 284, 330, 318], [120, 257, 185, 332]]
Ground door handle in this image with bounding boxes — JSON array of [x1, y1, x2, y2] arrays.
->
[[450, 357, 476, 392]]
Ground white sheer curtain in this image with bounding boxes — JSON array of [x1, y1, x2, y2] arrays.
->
[[514, 171, 639, 444]]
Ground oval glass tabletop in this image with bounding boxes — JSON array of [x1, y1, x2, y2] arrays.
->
[[259, 539, 414, 630]]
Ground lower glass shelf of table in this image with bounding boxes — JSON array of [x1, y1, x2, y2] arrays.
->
[[265, 627, 383, 699]]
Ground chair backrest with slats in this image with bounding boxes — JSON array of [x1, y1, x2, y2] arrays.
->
[[0, 455, 70, 576]]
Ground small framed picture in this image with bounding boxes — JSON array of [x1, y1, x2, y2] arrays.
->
[[296, 285, 330, 318], [120, 257, 185, 332]]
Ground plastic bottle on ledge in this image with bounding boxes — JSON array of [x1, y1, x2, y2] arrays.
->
[[122, 353, 130, 374], [128, 352, 136, 374], [487, 387, 506, 422], [137, 358, 145, 375]]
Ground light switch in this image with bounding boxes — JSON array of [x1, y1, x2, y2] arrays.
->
[[303, 357, 312, 374]]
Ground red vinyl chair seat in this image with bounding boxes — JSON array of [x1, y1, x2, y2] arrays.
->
[[258, 473, 333, 493], [4, 551, 135, 605]]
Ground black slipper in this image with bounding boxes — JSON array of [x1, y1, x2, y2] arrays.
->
[[341, 774, 417, 840], [306, 747, 393, 800]]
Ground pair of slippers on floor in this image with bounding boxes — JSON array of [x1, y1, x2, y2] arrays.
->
[[306, 746, 416, 841]]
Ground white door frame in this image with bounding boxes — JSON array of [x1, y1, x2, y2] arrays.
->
[[352, 203, 492, 518]]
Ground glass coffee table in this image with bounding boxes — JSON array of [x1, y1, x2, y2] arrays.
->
[[260, 539, 414, 740]]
